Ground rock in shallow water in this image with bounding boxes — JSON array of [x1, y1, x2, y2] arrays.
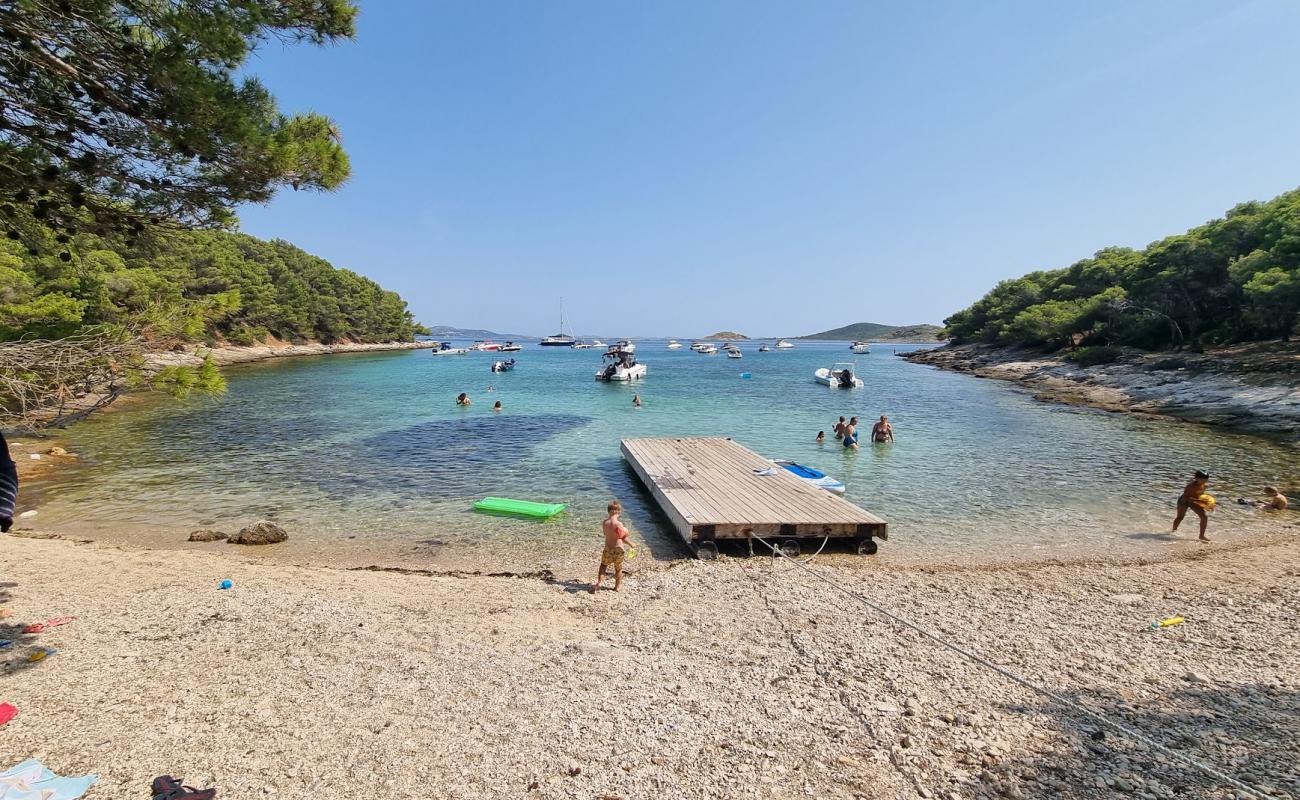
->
[[229, 520, 288, 545], [188, 529, 228, 542]]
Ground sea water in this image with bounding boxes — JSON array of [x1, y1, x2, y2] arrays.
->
[[24, 342, 1299, 569]]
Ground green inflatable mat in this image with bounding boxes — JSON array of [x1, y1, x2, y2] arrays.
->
[[473, 497, 566, 518]]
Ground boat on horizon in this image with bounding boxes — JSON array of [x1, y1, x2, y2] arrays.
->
[[666, 339, 682, 350], [696, 343, 718, 354], [572, 339, 605, 349], [775, 339, 795, 349], [595, 342, 646, 382], [758, 344, 771, 352], [540, 299, 578, 347], [499, 341, 523, 352], [850, 341, 871, 354], [814, 361, 864, 389]]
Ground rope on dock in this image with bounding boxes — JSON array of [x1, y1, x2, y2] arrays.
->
[[746, 534, 1275, 800]]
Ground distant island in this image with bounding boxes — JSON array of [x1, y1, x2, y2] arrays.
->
[[424, 325, 537, 341], [798, 322, 945, 342], [705, 331, 749, 340]]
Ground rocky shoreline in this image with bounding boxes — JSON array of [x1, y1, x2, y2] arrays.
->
[[1, 531, 1296, 799], [903, 342, 1300, 439], [147, 339, 434, 369]]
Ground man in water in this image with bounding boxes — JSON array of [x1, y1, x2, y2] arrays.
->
[[0, 432, 16, 532], [1171, 470, 1211, 542], [632, 394, 642, 408], [492, 400, 502, 412], [833, 416, 847, 440], [593, 499, 633, 593], [456, 393, 471, 406], [871, 415, 895, 443], [842, 417, 859, 450]]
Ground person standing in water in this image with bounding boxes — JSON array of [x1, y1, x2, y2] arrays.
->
[[593, 500, 633, 593], [842, 417, 859, 450], [1172, 470, 1212, 542], [632, 394, 642, 408], [492, 400, 502, 412], [833, 416, 847, 440], [871, 415, 895, 443], [456, 393, 471, 406], [815, 431, 825, 444]]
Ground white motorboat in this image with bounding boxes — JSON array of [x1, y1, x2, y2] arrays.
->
[[613, 339, 635, 353], [431, 342, 469, 356], [666, 340, 682, 350], [595, 343, 646, 382], [499, 341, 523, 352], [775, 339, 795, 349], [758, 345, 771, 352], [490, 358, 516, 373], [850, 341, 871, 354], [696, 344, 718, 354], [772, 459, 846, 494], [470, 340, 501, 351], [689, 341, 710, 352], [572, 339, 605, 349], [725, 345, 742, 359], [814, 362, 864, 389]]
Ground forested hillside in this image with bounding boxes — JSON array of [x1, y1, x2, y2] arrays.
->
[[0, 226, 420, 346], [800, 322, 944, 341], [945, 189, 1300, 350]]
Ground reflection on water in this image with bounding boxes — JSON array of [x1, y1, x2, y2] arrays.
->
[[24, 342, 1299, 568]]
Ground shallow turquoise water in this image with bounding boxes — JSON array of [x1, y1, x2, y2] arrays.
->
[[26, 341, 1298, 567]]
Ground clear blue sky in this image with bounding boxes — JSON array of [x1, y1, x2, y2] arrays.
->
[[236, 0, 1300, 338]]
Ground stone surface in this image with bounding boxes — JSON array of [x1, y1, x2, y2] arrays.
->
[[228, 520, 288, 545], [188, 529, 228, 542]]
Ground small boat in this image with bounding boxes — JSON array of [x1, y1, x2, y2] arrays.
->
[[595, 343, 646, 382], [431, 342, 469, 355], [572, 339, 605, 349], [814, 362, 864, 389], [696, 344, 718, 354], [666, 340, 682, 350], [772, 459, 846, 494], [850, 341, 871, 354], [758, 345, 771, 352], [499, 341, 523, 352], [490, 358, 516, 373], [725, 345, 742, 359], [689, 341, 711, 352], [470, 340, 501, 351], [775, 339, 795, 349], [613, 339, 635, 353]]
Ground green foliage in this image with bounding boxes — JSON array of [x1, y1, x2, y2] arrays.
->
[[153, 354, 228, 399], [1066, 346, 1123, 367], [0, 0, 356, 244], [945, 190, 1300, 348], [0, 219, 420, 345]]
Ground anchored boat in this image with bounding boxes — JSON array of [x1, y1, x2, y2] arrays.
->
[[499, 341, 523, 352], [850, 341, 871, 354], [775, 339, 795, 349], [490, 358, 516, 373], [595, 343, 646, 382], [431, 342, 469, 355], [815, 361, 864, 389]]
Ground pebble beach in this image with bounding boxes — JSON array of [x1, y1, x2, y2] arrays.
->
[[2, 529, 1297, 799]]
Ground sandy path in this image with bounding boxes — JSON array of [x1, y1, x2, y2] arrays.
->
[[1, 534, 1297, 799]]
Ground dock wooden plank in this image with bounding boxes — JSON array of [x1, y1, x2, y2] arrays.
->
[[621, 437, 887, 550]]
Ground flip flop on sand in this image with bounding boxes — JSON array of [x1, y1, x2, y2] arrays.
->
[[22, 615, 74, 634], [151, 775, 217, 799], [0, 702, 16, 726]]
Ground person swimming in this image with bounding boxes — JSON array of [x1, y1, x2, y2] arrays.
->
[[632, 394, 642, 408], [833, 416, 847, 440], [456, 392, 471, 406], [492, 400, 502, 412], [815, 431, 825, 443]]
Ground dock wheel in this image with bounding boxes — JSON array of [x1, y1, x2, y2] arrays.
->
[[695, 541, 719, 560], [857, 538, 878, 556], [776, 538, 801, 559]]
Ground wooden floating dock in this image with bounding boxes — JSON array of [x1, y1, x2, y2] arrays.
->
[[621, 437, 888, 557]]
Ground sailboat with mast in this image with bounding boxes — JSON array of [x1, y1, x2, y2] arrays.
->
[[539, 298, 578, 347]]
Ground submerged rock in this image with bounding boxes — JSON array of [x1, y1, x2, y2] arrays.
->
[[188, 529, 228, 542], [229, 520, 288, 545]]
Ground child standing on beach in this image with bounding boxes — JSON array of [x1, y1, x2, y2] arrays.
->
[[593, 500, 632, 593], [1172, 470, 1212, 542]]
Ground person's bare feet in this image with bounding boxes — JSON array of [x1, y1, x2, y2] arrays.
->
[[1199, 535, 1211, 543]]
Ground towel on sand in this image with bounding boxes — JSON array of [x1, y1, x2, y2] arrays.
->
[[0, 432, 16, 529], [0, 759, 97, 800]]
